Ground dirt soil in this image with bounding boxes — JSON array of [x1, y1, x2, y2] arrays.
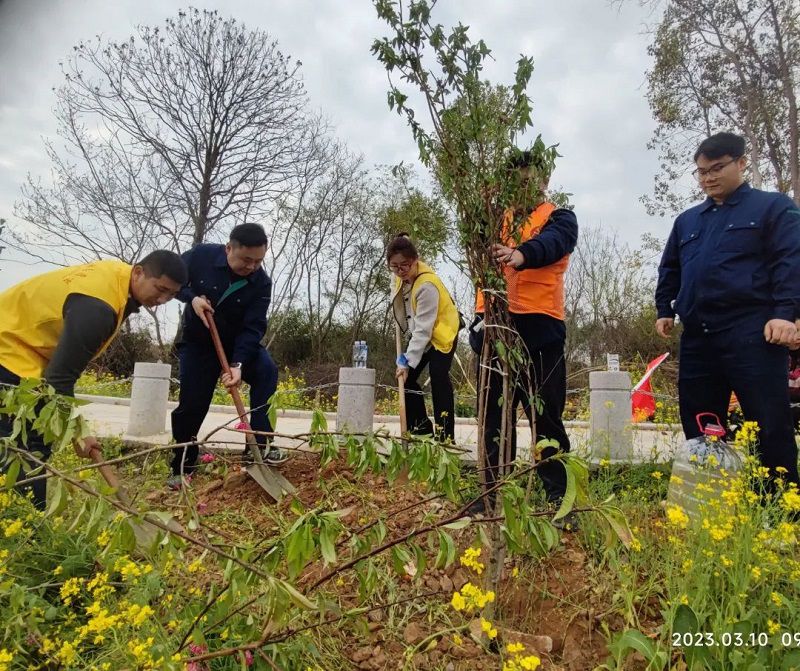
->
[[151, 451, 625, 670]]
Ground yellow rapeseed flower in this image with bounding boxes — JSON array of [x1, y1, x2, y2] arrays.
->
[[666, 505, 689, 529], [0, 648, 13, 671], [480, 617, 498, 639], [767, 620, 781, 635], [58, 640, 78, 666], [507, 642, 525, 654], [781, 488, 800, 512], [651, 470, 663, 480], [459, 547, 485, 574], [60, 577, 83, 604], [3, 519, 23, 538], [771, 592, 783, 607]]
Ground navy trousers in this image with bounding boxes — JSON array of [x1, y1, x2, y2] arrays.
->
[[0, 365, 51, 509], [482, 331, 570, 503], [170, 343, 278, 475], [679, 325, 799, 486]]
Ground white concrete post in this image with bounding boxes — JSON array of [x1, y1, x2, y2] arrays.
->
[[127, 362, 171, 437], [589, 370, 633, 462], [336, 367, 375, 433]]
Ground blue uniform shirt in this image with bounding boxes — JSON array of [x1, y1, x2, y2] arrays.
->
[[656, 183, 800, 333], [177, 243, 271, 363]]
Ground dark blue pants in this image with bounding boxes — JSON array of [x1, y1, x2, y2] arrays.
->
[[0, 365, 51, 509], [482, 318, 570, 504], [170, 343, 278, 475], [679, 326, 799, 486], [405, 345, 456, 442]]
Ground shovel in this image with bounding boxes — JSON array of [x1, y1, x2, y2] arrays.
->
[[395, 323, 408, 437], [87, 447, 185, 551], [395, 322, 410, 485], [205, 313, 295, 502]]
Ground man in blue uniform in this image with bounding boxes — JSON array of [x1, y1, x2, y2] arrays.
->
[[656, 132, 800, 486], [169, 223, 283, 489]]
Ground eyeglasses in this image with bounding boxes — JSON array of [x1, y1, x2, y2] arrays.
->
[[388, 261, 414, 272], [692, 158, 739, 179]]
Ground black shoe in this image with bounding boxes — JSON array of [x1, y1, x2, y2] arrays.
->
[[552, 511, 579, 532], [465, 497, 488, 517], [265, 447, 289, 466]]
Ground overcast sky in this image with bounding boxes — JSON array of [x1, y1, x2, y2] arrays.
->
[[0, 0, 669, 291]]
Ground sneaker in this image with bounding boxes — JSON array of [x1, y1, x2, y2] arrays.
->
[[167, 474, 191, 491], [265, 447, 289, 466]]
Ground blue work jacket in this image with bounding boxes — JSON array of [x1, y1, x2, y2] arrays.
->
[[177, 244, 271, 363], [655, 183, 800, 334]]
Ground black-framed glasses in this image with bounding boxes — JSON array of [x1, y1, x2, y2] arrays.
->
[[692, 157, 739, 179], [388, 260, 414, 272]]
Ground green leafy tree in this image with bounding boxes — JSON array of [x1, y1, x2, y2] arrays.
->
[[636, 0, 800, 215]]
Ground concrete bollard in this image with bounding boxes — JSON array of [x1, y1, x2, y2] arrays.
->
[[336, 367, 376, 434], [127, 362, 171, 437], [589, 370, 633, 462]]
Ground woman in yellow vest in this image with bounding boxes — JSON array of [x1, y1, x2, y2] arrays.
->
[[389, 234, 460, 442]]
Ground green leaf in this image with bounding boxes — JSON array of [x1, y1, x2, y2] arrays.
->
[[672, 603, 698, 634], [443, 516, 471, 530], [606, 629, 667, 669], [119, 519, 136, 552], [46, 478, 68, 518], [553, 466, 576, 521], [319, 529, 337, 566], [4, 457, 21, 488], [596, 505, 634, 549], [279, 579, 316, 611]]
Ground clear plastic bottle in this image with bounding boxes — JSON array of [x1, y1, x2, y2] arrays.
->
[[666, 412, 743, 522], [351, 341, 368, 368]]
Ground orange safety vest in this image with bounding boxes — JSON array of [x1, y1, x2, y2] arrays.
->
[[475, 202, 569, 318]]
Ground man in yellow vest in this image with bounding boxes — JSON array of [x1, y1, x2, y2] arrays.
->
[[471, 150, 578, 522], [0, 251, 187, 508]]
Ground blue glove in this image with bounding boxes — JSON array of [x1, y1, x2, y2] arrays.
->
[[396, 353, 409, 367]]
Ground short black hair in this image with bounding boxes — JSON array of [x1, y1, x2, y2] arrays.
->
[[137, 250, 187, 285], [506, 148, 552, 178], [229, 223, 268, 248], [386, 233, 418, 262], [694, 132, 746, 162]]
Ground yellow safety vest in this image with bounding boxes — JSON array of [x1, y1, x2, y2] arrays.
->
[[0, 260, 132, 378], [392, 261, 460, 353]]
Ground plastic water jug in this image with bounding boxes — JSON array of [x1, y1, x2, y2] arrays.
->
[[666, 412, 744, 522]]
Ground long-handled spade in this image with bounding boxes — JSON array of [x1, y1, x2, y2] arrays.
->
[[87, 447, 185, 551], [205, 312, 295, 502], [395, 322, 410, 484], [395, 323, 408, 437]]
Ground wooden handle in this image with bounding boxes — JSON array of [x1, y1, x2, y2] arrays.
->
[[88, 448, 132, 507], [205, 312, 258, 449], [206, 312, 247, 417], [395, 323, 407, 435]]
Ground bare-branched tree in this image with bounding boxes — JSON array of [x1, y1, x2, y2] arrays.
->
[[633, 0, 800, 215], [8, 8, 325, 263]]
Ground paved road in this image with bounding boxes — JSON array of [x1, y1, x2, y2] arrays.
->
[[77, 394, 684, 464]]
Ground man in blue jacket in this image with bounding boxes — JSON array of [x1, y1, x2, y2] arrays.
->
[[656, 132, 800, 486], [169, 223, 282, 489]]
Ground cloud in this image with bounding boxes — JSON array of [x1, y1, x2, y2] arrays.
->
[[0, 0, 669, 291]]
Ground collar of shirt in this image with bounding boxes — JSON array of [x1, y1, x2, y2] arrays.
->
[[699, 181, 752, 213], [124, 296, 141, 318]]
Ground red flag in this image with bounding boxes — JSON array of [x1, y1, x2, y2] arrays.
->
[[631, 353, 670, 422]]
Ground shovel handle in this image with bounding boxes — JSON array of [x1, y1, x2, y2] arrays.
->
[[87, 447, 132, 507], [205, 312, 260, 452], [395, 323, 407, 435], [205, 312, 248, 419]]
